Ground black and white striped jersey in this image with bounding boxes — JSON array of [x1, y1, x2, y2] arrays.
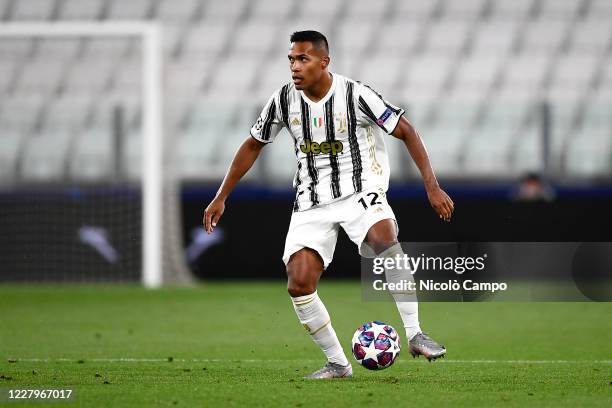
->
[[250, 73, 404, 212]]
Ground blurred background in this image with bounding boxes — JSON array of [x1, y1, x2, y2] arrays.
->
[[0, 0, 611, 283]]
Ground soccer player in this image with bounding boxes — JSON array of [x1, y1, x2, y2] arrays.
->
[[204, 31, 454, 378]]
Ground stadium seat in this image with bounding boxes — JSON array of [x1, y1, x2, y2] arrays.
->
[[183, 98, 235, 136], [10, 0, 57, 20], [479, 101, 531, 131], [596, 60, 612, 99], [110, 58, 142, 94], [586, 0, 612, 18], [404, 103, 431, 127], [58, 0, 105, 20], [519, 17, 571, 54], [546, 54, 599, 102], [206, 56, 258, 100], [86, 92, 141, 132], [154, 0, 201, 23], [20, 131, 73, 181], [0, 131, 23, 182], [451, 54, 503, 97], [0, 62, 16, 94], [33, 38, 80, 60], [565, 130, 612, 176], [537, 0, 584, 19], [568, 18, 612, 55], [40, 95, 92, 132], [229, 20, 277, 56], [161, 24, 186, 56], [433, 99, 480, 130], [69, 128, 113, 181], [421, 125, 466, 176], [470, 19, 519, 56], [165, 57, 211, 101], [511, 125, 543, 174], [395, 0, 441, 20], [296, 0, 344, 19], [401, 53, 454, 104], [63, 60, 114, 94], [176, 129, 222, 180], [357, 54, 403, 98], [489, 0, 536, 19], [179, 99, 238, 179], [15, 59, 65, 96], [201, 0, 248, 22], [0, 39, 35, 62], [332, 19, 378, 57], [178, 98, 240, 180], [180, 23, 231, 60], [343, 0, 391, 21], [580, 99, 612, 133], [371, 18, 425, 55], [496, 54, 550, 100], [425, 19, 472, 55], [333, 18, 384, 74], [255, 57, 292, 101], [106, 0, 154, 20], [0, 94, 46, 133], [0, 0, 610, 184], [468, 100, 532, 174], [462, 127, 515, 175], [464, 100, 532, 175], [250, 0, 296, 21], [81, 38, 131, 60], [440, 0, 488, 19], [0, 0, 11, 17]]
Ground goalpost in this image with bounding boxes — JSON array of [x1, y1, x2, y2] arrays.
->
[[0, 22, 167, 288]]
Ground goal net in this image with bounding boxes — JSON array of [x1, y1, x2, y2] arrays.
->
[[0, 22, 192, 287]]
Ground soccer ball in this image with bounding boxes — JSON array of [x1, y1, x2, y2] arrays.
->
[[351, 321, 400, 370]]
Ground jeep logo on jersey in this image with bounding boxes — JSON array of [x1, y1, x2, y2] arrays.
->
[[299, 140, 344, 155]]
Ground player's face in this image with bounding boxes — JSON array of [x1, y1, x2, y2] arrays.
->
[[288, 41, 329, 90]]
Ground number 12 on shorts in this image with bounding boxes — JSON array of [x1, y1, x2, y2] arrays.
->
[[358, 192, 382, 210]]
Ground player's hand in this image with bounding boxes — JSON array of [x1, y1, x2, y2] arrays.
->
[[426, 186, 454, 222], [203, 197, 225, 234]]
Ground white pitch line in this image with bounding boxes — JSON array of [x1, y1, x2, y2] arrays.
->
[[6, 358, 612, 364]]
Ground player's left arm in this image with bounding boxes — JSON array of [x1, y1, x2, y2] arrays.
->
[[391, 116, 454, 222]]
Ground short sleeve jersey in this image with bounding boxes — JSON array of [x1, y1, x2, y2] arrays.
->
[[250, 73, 404, 212]]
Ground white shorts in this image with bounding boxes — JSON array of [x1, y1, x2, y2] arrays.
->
[[282, 187, 398, 269]]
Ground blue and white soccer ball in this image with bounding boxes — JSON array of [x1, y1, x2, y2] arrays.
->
[[351, 321, 400, 370]]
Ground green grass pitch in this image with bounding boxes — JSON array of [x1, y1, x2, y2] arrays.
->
[[1, 282, 611, 407]]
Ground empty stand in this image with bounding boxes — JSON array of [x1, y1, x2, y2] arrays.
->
[[0, 0, 610, 182]]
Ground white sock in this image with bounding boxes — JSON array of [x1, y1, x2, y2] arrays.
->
[[291, 291, 349, 366], [379, 243, 422, 341]]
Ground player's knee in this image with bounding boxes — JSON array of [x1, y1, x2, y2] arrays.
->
[[287, 281, 317, 297], [287, 281, 316, 297], [365, 219, 399, 254], [286, 273, 317, 297], [286, 264, 318, 297]]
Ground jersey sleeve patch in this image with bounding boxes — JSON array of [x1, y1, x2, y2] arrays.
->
[[250, 91, 284, 143], [356, 83, 405, 134]]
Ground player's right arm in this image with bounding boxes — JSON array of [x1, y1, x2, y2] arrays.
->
[[204, 136, 265, 234], [204, 91, 284, 234]]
